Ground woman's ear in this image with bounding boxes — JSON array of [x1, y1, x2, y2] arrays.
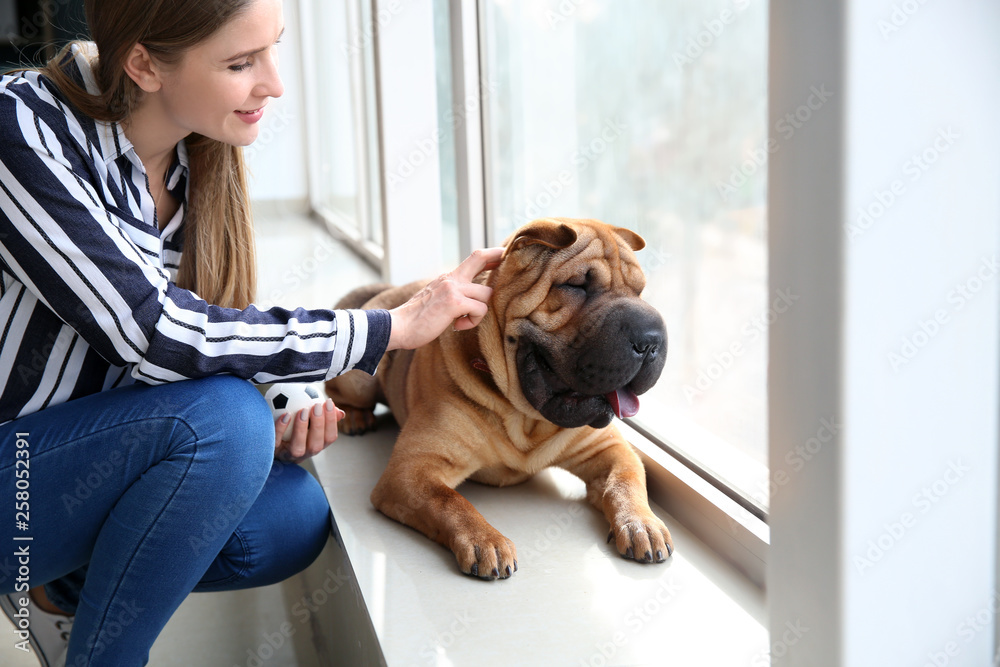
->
[[122, 43, 162, 93]]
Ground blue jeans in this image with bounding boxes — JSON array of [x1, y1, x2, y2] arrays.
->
[[0, 375, 333, 666]]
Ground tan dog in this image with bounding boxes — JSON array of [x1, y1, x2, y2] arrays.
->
[[325, 218, 672, 579]]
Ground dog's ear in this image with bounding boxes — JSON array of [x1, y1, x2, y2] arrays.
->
[[508, 219, 578, 252], [613, 227, 646, 252]]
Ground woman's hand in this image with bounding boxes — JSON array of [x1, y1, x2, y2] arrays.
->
[[387, 247, 504, 351], [273, 398, 346, 462]]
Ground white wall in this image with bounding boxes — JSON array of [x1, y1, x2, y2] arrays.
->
[[245, 0, 309, 204], [768, 1, 1000, 664]]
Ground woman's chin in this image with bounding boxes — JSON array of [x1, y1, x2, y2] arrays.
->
[[207, 122, 260, 148]]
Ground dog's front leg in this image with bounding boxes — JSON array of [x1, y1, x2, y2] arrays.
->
[[371, 439, 518, 580], [560, 430, 673, 563]]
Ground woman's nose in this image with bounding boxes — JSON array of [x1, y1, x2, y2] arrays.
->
[[257, 48, 285, 100]]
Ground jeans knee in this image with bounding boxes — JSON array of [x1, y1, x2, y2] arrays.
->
[[195, 462, 332, 591], [176, 376, 274, 485], [265, 463, 331, 576]]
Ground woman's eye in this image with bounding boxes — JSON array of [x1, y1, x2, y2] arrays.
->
[[229, 61, 253, 72]]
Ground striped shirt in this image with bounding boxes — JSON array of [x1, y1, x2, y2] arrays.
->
[[0, 43, 389, 424]]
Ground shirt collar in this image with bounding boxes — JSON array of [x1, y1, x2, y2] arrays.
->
[[97, 120, 133, 166], [166, 139, 190, 192], [174, 137, 190, 172]]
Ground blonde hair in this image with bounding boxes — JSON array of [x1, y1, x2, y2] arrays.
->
[[35, 0, 258, 309]]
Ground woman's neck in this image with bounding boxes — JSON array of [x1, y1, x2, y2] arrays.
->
[[122, 97, 186, 178], [122, 98, 185, 229]]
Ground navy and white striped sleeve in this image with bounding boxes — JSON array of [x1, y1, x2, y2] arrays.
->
[[0, 82, 390, 386]]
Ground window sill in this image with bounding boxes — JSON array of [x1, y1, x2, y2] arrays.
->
[[619, 420, 770, 589], [307, 415, 768, 666]]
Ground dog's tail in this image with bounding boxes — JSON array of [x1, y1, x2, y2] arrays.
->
[[335, 283, 394, 310]]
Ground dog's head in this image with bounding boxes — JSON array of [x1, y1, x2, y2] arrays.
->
[[484, 218, 666, 429]]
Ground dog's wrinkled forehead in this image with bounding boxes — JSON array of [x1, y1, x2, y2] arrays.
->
[[501, 218, 647, 293]]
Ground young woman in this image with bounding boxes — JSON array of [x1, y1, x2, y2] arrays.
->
[[0, 0, 500, 665]]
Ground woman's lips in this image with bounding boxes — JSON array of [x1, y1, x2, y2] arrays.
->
[[235, 107, 264, 123]]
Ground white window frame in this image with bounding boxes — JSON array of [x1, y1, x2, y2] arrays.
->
[[447, 0, 487, 259]]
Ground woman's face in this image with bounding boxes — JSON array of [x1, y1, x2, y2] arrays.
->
[[154, 0, 285, 147]]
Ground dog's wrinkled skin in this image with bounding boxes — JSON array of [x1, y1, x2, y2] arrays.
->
[[325, 218, 672, 580]]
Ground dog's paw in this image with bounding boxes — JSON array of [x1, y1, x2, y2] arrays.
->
[[339, 407, 377, 435], [453, 529, 518, 581], [608, 513, 674, 563]]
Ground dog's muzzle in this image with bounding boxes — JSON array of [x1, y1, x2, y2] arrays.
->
[[517, 299, 667, 429]]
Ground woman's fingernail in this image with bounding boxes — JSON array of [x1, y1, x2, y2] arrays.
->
[[299, 408, 309, 421], [337, 409, 346, 419], [280, 413, 291, 424], [312, 403, 323, 417], [325, 398, 335, 412]]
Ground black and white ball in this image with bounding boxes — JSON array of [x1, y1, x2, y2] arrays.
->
[[263, 383, 324, 441]]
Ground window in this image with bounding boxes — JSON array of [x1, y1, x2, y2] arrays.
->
[[300, 0, 771, 580], [300, 0, 384, 265], [480, 0, 771, 516]]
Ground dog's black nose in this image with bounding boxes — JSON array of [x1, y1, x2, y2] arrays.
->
[[626, 315, 665, 364], [631, 334, 662, 362]]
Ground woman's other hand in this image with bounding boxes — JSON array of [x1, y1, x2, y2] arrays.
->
[[273, 398, 346, 462]]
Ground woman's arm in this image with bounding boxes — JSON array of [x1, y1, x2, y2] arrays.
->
[[0, 80, 386, 385]]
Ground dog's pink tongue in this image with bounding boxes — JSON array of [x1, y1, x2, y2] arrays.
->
[[607, 387, 640, 419]]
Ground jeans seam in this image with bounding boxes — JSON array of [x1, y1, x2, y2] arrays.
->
[[80, 415, 200, 664]]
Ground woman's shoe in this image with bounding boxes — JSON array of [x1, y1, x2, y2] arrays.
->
[[1, 592, 71, 667]]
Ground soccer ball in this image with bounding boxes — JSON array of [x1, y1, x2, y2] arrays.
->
[[262, 383, 324, 441]]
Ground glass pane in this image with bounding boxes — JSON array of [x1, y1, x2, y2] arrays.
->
[[309, 0, 383, 247], [482, 0, 769, 508], [312, 1, 359, 231]]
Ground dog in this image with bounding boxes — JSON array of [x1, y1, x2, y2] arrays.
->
[[325, 217, 672, 580]]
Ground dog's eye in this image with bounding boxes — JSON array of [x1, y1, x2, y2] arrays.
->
[[558, 280, 587, 292], [559, 271, 590, 292]]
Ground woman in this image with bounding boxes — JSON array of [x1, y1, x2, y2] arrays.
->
[[0, 0, 500, 665]]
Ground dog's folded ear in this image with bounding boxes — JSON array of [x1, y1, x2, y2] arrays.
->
[[509, 218, 579, 253], [613, 226, 646, 252]]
